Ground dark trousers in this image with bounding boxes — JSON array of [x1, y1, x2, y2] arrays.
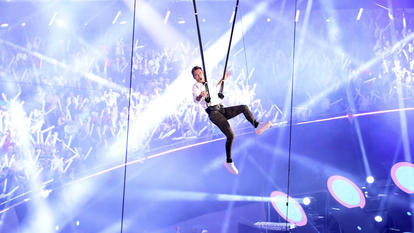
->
[[207, 105, 258, 163]]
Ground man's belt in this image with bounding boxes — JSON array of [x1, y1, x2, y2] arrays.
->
[[205, 104, 223, 114]]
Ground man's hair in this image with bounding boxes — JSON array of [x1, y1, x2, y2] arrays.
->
[[191, 66, 202, 76]]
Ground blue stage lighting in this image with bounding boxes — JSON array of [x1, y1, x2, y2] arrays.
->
[[366, 176, 374, 184], [357, 226, 362, 231]]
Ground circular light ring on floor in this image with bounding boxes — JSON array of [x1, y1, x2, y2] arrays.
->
[[327, 175, 365, 208], [270, 191, 308, 227], [391, 162, 414, 194]]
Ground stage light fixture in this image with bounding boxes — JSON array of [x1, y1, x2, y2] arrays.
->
[[56, 19, 65, 28], [374, 215, 383, 223], [366, 176, 374, 184], [40, 189, 52, 198], [270, 191, 308, 227], [302, 197, 311, 206], [391, 162, 414, 194], [327, 175, 366, 208]]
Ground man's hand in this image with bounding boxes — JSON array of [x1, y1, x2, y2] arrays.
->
[[224, 70, 231, 80], [196, 91, 208, 102], [217, 71, 231, 87]]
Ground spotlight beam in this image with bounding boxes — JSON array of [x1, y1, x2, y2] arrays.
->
[[103, 1, 268, 160], [123, 0, 187, 47], [143, 189, 273, 202], [0, 39, 124, 91], [8, 100, 56, 233], [343, 74, 373, 179], [262, 1, 368, 133], [298, 32, 414, 110], [386, 9, 412, 164], [2, 106, 412, 215]]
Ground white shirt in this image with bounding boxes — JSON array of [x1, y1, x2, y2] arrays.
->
[[192, 82, 222, 109]]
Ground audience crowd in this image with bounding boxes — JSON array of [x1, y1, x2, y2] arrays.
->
[[1, 8, 414, 208]]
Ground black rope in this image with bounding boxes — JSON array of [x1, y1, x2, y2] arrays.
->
[[219, 0, 240, 99], [192, 0, 240, 101], [120, 0, 138, 232], [192, 0, 211, 103], [286, 0, 298, 232]]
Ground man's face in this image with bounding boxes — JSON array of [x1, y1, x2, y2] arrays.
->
[[192, 68, 205, 83]]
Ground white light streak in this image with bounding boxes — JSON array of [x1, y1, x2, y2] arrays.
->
[[112, 10, 121, 24], [403, 14, 406, 29], [48, 12, 58, 26], [388, 11, 394, 21], [229, 10, 235, 24], [357, 8, 363, 21], [295, 10, 300, 22], [163, 10, 170, 24]]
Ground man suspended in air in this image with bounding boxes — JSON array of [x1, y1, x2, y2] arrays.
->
[[191, 66, 271, 175]]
